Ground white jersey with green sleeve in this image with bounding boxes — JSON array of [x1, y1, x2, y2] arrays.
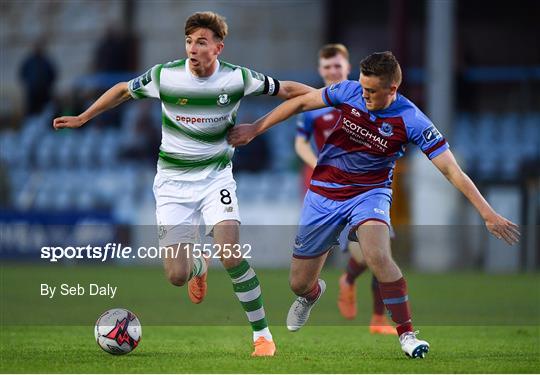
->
[[127, 58, 279, 181]]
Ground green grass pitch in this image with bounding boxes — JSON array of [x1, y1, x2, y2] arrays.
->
[[1, 265, 539, 373]]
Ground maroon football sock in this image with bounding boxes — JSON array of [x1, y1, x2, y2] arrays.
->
[[345, 257, 367, 284], [302, 282, 321, 302], [378, 277, 413, 336], [371, 276, 386, 316]]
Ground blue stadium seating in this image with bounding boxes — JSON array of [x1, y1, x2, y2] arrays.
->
[[1, 108, 538, 223]]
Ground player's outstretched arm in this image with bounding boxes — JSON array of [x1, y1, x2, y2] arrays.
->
[[228, 88, 326, 146], [276, 81, 315, 100], [52, 82, 132, 129], [431, 149, 520, 245]]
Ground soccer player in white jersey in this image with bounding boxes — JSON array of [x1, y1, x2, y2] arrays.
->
[[53, 11, 313, 357]]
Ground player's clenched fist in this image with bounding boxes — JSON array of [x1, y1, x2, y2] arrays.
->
[[227, 123, 259, 147], [53, 116, 85, 130]]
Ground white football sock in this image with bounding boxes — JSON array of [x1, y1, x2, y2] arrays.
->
[[253, 327, 273, 342]]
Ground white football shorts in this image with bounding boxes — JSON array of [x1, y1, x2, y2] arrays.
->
[[153, 166, 241, 246]]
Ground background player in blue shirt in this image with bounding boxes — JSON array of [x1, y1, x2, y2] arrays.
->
[[229, 51, 520, 358], [295, 44, 395, 334]]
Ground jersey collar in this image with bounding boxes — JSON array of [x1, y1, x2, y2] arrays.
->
[[186, 59, 220, 83], [366, 93, 401, 118]]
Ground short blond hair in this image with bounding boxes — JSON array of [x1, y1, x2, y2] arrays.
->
[[319, 43, 349, 60], [185, 11, 228, 41]]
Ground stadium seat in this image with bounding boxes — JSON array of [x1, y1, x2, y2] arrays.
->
[[2, 106, 536, 223]]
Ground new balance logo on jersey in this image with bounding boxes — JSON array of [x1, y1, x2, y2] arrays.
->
[[224, 206, 234, 213], [374, 208, 385, 215], [422, 126, 441, 143]]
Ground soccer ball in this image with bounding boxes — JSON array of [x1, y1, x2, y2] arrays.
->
[[94, 308, 141, 355]]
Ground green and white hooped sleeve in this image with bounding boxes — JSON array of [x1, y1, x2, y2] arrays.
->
[[127, 64, 162, 100], [241, 67, 280, 97]]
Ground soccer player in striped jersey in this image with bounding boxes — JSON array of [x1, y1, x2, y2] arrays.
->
[[295, 44, 395, 334], [228, 51, 520, 358], [52, 11, 313, 357]]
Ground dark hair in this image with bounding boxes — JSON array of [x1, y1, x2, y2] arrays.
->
[[360, 51, 402, 87], [185, 11, 228, 41], [319, 43, 349, 60]]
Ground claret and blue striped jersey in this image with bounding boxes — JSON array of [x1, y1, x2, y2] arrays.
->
[[311, 80, 449, 201], [296, 107, 340, 152]]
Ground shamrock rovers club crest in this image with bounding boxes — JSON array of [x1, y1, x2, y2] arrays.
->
[[158, 225, 167, 240], [217, 93, 230, 106]]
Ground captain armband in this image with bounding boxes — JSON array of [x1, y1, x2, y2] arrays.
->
[[263, 76, 280, 96]]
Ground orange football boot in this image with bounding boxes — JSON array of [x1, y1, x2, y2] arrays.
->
[[338, 273, 357, 320], [369, 314, 397, 335], [188, 256, 209, 304], [251, 337, 276, 357]]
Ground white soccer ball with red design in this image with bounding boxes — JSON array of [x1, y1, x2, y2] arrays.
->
[[94, 308, 141, 355]]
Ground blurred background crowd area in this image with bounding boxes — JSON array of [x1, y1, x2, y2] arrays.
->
[[0, 0, 538, 271]]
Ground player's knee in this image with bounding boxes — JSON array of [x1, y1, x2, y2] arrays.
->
[[166, 271, 189, 287], [364, 250, 391, 270]]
